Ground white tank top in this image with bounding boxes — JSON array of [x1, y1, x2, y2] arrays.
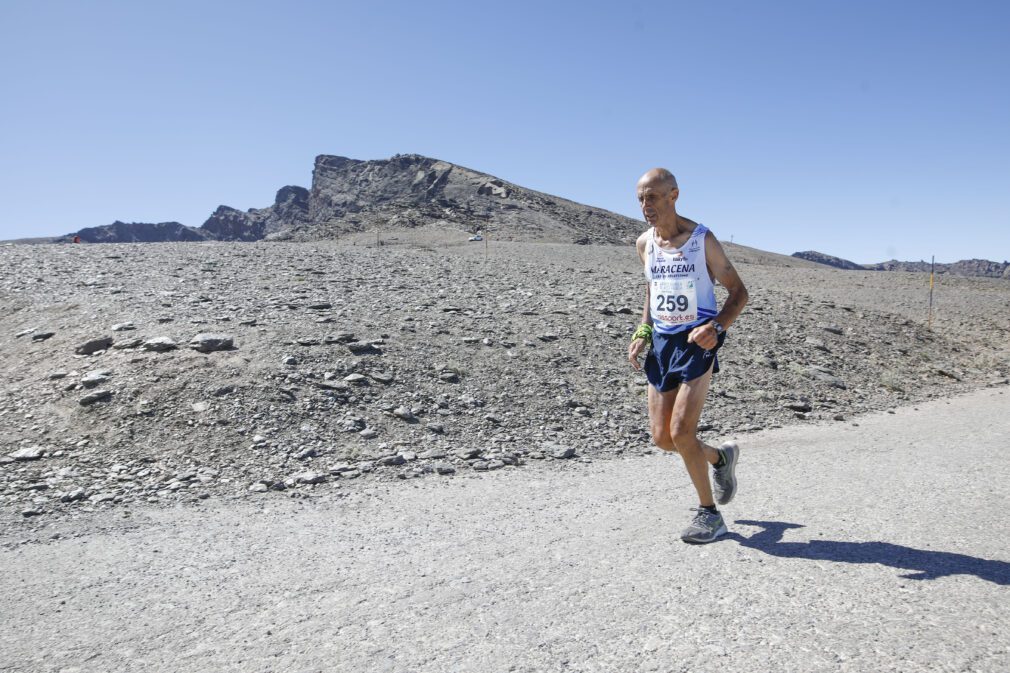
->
[[644, 224, 718, 334]]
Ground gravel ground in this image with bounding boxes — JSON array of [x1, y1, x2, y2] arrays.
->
[[1, 386, 1007, 673], [2, 238, 1008, 522]]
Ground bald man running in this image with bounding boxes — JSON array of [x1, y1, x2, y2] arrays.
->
[[628, 168, 749, 543]]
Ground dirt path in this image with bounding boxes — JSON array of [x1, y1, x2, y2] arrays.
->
[[2, 386, 1008, 673]]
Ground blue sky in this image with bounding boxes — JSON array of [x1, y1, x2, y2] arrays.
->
[[1, 0, 1007, 263]]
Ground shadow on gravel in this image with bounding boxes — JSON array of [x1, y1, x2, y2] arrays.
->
[[728, 520, 1010, 585]]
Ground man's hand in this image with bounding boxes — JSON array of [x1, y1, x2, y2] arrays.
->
[[687, 323, 718, 350], [628, 337, 648, 370]]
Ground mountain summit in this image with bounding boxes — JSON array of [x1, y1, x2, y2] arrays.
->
[[59, 154, 643, 245]]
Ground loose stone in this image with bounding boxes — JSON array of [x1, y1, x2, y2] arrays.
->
[[392, 406, 417, 422], [189, 333, 234, 353], [347, 342, 381, 355], [294, 471, 326, 484], [142, 337, 177, 352], [547, 443, 576, 459], [76, 337, 113, 355], [81, 371, 110, 388], [79, 390, 113, 406], [10, 447, 45, 461]]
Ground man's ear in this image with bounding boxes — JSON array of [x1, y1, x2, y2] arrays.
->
[[670, 188, 680, 203]]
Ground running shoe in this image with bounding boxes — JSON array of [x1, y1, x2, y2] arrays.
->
[[680, 507, 728, 544], [712, 441, 739, 505]]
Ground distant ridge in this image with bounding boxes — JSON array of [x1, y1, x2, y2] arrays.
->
[[863, 258, 1010, 278], [34, 154, 642, 245], [792, 251, 863, 270], [75, 220, 207, 243], [794, 250, 1010, 279]]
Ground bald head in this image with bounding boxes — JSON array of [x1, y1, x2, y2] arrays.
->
[[636, 168, 680, 226], [637, 168, 677, 191]]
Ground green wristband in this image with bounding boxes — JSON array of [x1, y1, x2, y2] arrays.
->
[[632, 323, 653, 343]]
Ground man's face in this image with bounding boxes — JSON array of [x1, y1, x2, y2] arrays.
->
[[636, 180, 678, 225]]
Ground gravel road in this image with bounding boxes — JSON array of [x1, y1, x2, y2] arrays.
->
[[2, 386, 1008, 673]]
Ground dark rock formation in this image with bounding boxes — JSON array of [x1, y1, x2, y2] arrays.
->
[[62, 186, 311, 244], [864, 258, 1010, 278], [297, 154, 641, 244], [792, 251, 864, 270], [74, 221, 208, 244], [936, 259, 1009, 278], [202, 186, 310, 242], [58, 154, 640, 245], [863, 260, 935, 273], [794, 251, 1009, 279], [199, 206, 264, 242]]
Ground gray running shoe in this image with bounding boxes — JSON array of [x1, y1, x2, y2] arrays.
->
[[712, 441, 739, 505], [680, 507, 728, 544]]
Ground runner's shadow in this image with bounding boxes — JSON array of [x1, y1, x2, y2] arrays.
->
[[727, 520, 1010, 585]]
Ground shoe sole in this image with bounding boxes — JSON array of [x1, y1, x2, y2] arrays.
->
[[715, 441, 739, 506], [681, 521, 728, 544]]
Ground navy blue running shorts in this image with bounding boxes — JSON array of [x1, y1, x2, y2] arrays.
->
[[644, 329, 727, 392]]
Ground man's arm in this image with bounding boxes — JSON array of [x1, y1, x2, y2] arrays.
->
[[628, 232, 651, 370], [687, 231, 749, 348]]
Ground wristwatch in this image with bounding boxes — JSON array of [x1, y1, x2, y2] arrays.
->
[[710, 320, 726, 336]]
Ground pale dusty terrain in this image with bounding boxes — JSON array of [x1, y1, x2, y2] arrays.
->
[[1, 236, 1008, 523]]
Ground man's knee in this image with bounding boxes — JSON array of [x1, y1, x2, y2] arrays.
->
[[670, 423, 699, 453], [650, 425, 676, 452]]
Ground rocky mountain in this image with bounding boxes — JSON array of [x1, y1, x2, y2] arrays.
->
[[200, 186, 310, 242], [864, 258, 1010, 278], [74, 221, 208, 244], [289, 154, 641, 244], [795, 251, 1010, 279], [791, 251, 863, 270], [58, 186, 310, 244], [51, 154, 641, 245]]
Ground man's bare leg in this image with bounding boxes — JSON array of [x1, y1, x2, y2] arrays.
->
[[647, 366, 721, 506], [670, 366, 721, 506]]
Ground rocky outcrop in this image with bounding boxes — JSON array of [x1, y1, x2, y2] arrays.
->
[[863, 260, 935, 273], [299, 154, 641, 244], [792, 251, 864, 270], [58, 154, 637, 245], [202, 186, 310, 241], [944, 259, 1009, 278], [73, 221, 209, 243], [64, 186, 311, 244], [199, 206, 265, 242], [864, 258, 1010, 278], [794, 251, 1009, 279]]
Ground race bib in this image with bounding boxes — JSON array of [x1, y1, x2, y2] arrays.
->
[[652, 278, 698, 325]]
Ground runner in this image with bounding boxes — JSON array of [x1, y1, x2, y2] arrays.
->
[[628, 168, 749, 543]]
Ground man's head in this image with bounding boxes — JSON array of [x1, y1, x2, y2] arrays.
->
[[636, 168, 679, 226]]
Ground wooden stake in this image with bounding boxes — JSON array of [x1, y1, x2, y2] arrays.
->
[[927, 255, 935, 330]]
